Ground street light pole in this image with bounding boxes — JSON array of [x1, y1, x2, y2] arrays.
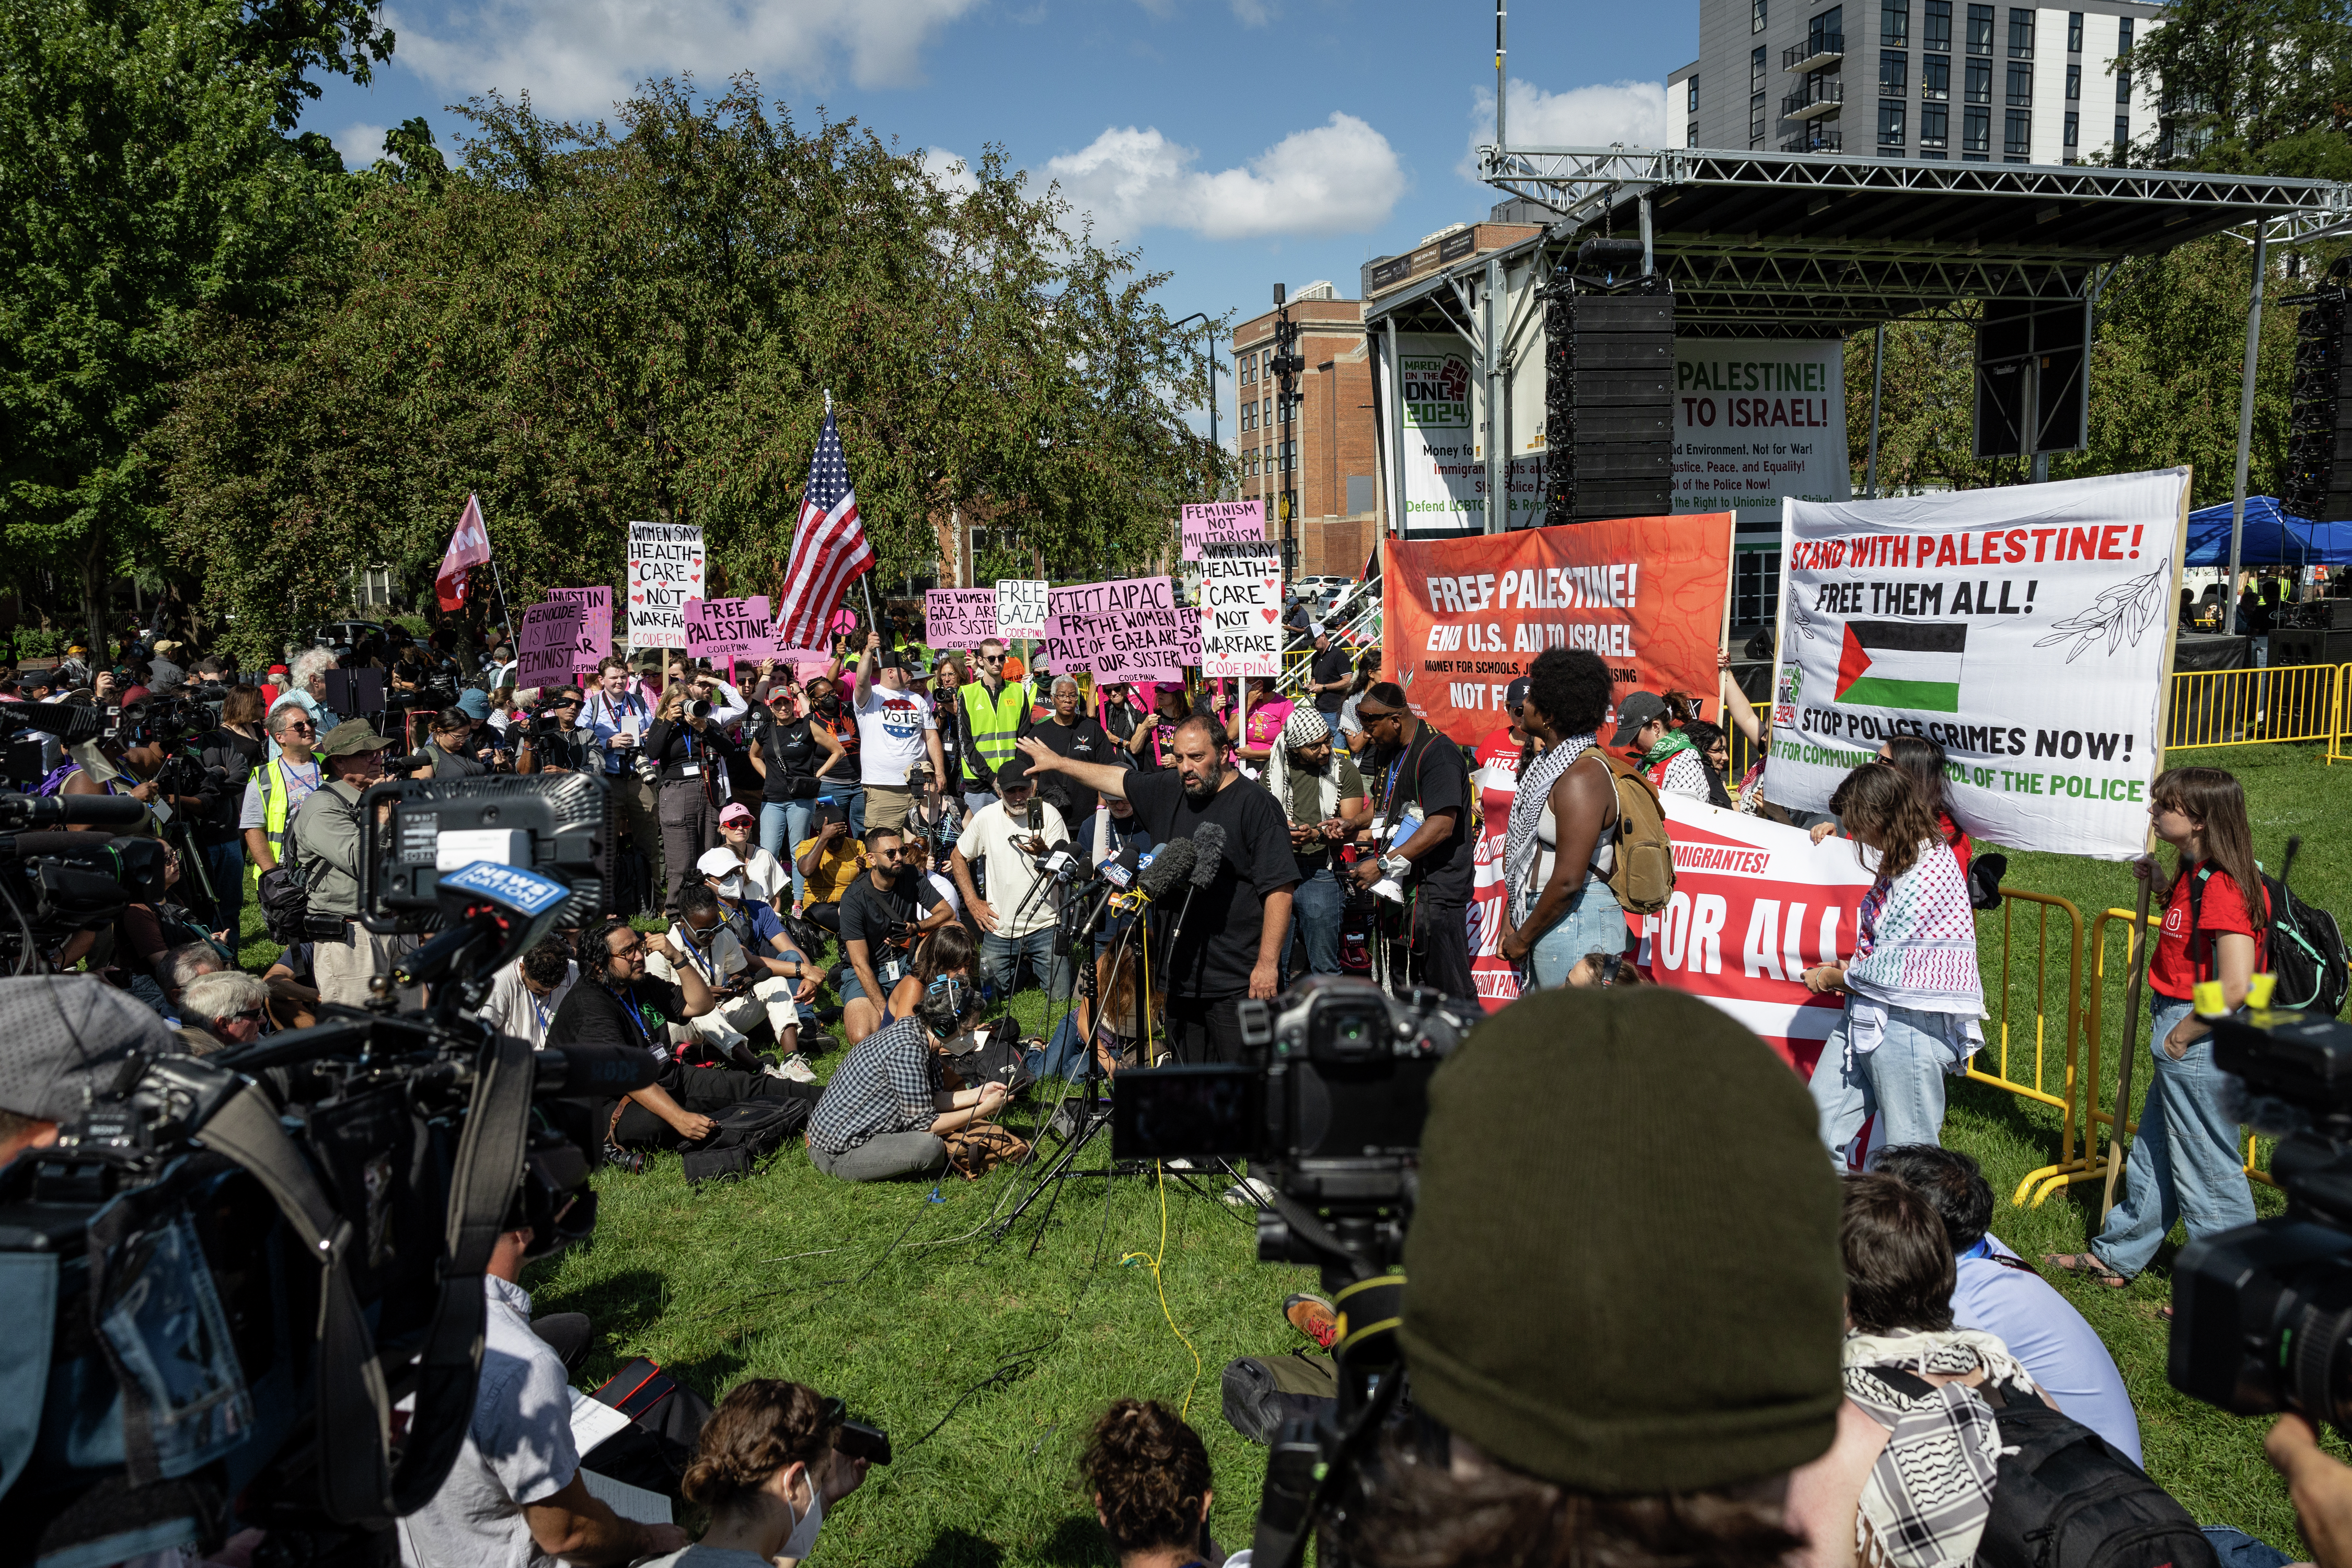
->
[[1172, 311, 1222, 495], [1270, 283, 1303, 575]]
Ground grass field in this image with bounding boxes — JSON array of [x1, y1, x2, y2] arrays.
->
[[232, 741, 2352, 1563]]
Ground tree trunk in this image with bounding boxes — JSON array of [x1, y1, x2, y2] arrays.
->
[[81, 523, 108, 664]]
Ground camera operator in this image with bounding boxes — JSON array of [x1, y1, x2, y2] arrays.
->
[[951, 752, 1073, 1006], [582, 656, 663, 889], [291, 718, 420, 1007], [412, 706, 494, 779], [185, 684, 265, 933], [838, 824, 953, 1045], [645, 675, 744, 915], [1346, 682, 1477, 1002], [1016, 716, 1295, 1062], [396, 1215, 690, 1568], [645, 1380, 869, 1567], [56, 696, 218, 838], [514, 686, 586, 774]]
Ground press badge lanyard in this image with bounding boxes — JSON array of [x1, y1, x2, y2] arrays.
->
[[603, 983, 660, 1056]]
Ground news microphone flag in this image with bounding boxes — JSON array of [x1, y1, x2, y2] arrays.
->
[[435, 493, 494, 612], [775, 410, 875, 649]]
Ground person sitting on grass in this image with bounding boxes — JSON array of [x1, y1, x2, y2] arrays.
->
[[838, 824, 953, 1046], [804, 972, 1007, 1182], [702, 847, 827, 1064], [792, 803, 864, 936], [885, 922, 979, 1028], [475, 936, 578, 1051], [640, 1379, 870, 1568], [1079, 1398, 1238, 1568], [172, 969, 271, 1055]]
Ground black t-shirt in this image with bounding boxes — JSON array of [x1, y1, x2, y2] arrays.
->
[[547, 974, 690, 1065], [1376, 723, 1476, 904], [1028, 714, 1118, 820], [1309, 647, 1352, 716], [838, 869, 942, 956], [758, 714, 825, 802], [1125, 768, 1299, 999]]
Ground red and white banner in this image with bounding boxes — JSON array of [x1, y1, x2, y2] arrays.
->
[[435, 493, 493, 612], [1633, 794, 1873, 1077], [1468, 725, 1525, 1009], [1380, 514, 1734, 746]]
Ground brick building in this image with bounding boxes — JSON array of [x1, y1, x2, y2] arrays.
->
[[1230, 284, 1379, 581]]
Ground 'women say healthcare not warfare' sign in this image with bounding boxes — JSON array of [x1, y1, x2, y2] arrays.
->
[[1769, 468, 2190, 860]]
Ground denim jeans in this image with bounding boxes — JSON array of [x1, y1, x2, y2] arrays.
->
[[1525, 873, 1625, 989], [1809, 1002, 1966, 1158], [2092, 997, 2259, 1278], [1031, 1012, 1096, 1081], [1282, 866, 1343, 981], [760, 798, 815, 906], [963, 788, 998, 818], [983, 925, 1073, 1000], [199, 837, 245, 936]]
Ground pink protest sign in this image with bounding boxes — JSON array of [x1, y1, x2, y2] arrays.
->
[[516, 600, 587, 687], [1043, 577, 1188, 682], [1180, 499, 1265, 561], [925, 589, 998, 650], [683, 596, 777, 662], [546, 586, 612, 672]]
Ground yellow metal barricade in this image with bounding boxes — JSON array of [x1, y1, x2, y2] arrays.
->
[[1963, 890, 2090, 1205], [2165, 661, 2339, 751], [2334, 664, 2352, 766]]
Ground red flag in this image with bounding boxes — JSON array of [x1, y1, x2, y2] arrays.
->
[[435, 494, 494, 611], [774, 411, 875, 648]]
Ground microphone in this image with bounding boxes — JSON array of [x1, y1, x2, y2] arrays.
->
[[0, 700, 108, 746], [1137, 838, 1196, 903], [1067, 841, 1143, 940], [530, 1044, 660, 1099], [1187, 821, 1227, 888]]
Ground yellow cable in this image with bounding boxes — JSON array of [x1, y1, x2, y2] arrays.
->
[[1120, 1159, 1204, 1419]]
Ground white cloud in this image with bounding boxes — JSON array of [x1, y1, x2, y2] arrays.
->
[[333, 121, 388, 167], [921, 146, 981, 197], [383, 0, 984, 117], [1133, 0, 1271, 22], [1045, 113, 1403, 241], [1465, 77, 1669, 177]]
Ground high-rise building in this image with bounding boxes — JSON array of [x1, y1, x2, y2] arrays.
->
[[1664, 0, 2160, 164]]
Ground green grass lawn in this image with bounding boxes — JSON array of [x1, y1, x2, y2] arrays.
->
[[233, 741, 2352, 1563]]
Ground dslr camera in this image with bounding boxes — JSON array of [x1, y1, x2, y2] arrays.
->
[[2172, 1003, 2352, 1431]]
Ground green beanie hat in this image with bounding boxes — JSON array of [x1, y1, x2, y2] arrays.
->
[[1398, 987, 1844, 1495]]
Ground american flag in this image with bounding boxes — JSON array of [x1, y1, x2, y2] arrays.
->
[[775, 409, 875, 648]]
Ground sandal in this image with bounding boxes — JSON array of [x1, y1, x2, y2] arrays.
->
[[2043, 1253, 2130, 1288]]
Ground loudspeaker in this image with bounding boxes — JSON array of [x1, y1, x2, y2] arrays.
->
[[2284, 259, 2352, 526], [1974, 298, 2089, 459], [2270, 628, 2352, 667], [1543, 272, 1675, 527]]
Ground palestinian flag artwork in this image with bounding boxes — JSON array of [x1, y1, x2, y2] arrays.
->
[[1835, 620, 1966, 712]]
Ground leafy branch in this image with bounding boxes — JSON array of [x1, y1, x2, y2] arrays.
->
[[2033, 554, 2172, 663]]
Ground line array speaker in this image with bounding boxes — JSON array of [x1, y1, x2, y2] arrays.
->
[[2284, 258, 2351, 526], [1542, 239, 1674, 528]]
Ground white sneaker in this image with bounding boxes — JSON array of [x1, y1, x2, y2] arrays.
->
[[1223, 1177, 1277, 1207], [767, 1054, 819, 1083]]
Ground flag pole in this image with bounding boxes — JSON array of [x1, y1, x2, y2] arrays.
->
[[486, 552, 518, 656]]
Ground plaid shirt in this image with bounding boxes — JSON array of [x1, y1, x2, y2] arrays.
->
[[807, 1017, 938, 1153]]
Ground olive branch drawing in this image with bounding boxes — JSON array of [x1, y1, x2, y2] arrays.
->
[[2033, 554, 2172, 663], [1786, 581, 1817, 641]]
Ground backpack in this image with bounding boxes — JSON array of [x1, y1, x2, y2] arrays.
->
[[577, 1358, 716, 1502], [677, 1097, 809, 1184], [1589, 752, 1675, 916], [2188, 859, 2350, 1018], [1221, 1352, 1338, 1445]]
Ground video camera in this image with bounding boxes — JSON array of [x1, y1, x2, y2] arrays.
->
[[0, 776, 642, 1565]]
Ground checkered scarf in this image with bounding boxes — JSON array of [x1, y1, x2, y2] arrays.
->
[[1265, 704, 1338, 822], [1842, 1328, 2034, 1568]]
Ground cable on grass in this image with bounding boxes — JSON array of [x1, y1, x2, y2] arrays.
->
[[1119, 1159, 1204, 1420]]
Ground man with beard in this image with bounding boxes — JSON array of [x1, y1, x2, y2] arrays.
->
[[1347, 682, 1478, 1002], [1264, 706, 1369, 981], [1016, 715, 1295, 1063], [837, 824, 955, 1045]]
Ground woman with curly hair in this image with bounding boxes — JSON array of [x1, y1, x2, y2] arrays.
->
[[642, 1379, 869, 1567], [1499, 649, 1630, 989], [1079, 1398, 1236, 1567]]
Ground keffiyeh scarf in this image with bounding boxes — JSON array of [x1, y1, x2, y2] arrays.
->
[[1503, 735, 1592, 926], [1265, 704, 1340, 823], [1842, 1328, 2035, 1568]]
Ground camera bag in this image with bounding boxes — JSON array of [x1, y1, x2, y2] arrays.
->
[[678, 1097, 810, 1184], [1220, 1352, 1337, 1445], [577, 1359, 716, 1501]]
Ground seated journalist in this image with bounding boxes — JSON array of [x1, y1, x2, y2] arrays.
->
[[804, 972, 1007, 1182]]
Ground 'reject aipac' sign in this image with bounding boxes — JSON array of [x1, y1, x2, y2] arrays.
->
[[1768, 468, 2190, 860]]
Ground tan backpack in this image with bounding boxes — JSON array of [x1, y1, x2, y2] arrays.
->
[[1594, 751, 1675, 916]]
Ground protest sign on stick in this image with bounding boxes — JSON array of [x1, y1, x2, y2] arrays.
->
[[996, 580, 1050, 641], [627, 522, 705, 650], [1769, 467, 2189, 859], [925, 589, 998, 650], [1200, 543, 1282, 678], [1043, 577, 1186, 683], [682, 596, 776, 663], [1181, 499, 1265, 561], [546, 586, 612, 673], [517, 601, 587, 688]]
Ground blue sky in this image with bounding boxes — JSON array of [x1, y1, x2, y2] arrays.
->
[[302, 0, 1695, 434]]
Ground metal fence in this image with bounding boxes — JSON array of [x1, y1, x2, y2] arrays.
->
[[2165, 661, 2344, 754], [1965, 890, 2094, 1206]]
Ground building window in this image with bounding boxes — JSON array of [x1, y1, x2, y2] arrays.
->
[[1688, 76, 1700, 113], [1966, 3, 1993, 53], [1882, 0, 1909, 44], [2116, 69, 2131, 104], [2066, 61, 2080, 99], [2115, 112, 2130, 153], [1921, 101, 1949, 147], [2067, 9, 2083, 51], [1880, 101, 1907, 145], [1688, 123, 1700, 146], [1924, 0, 1951, 49], [2004, 107, 2031, 156], [2007, 61, 2032, 103], [1965, 58, 1991, 102], [1964, 102, 1991, 154], [1751, 91, 1768, 142], [1923, 54, 1950, 98], [2007, 6, 2032, 55], [1751, 44, 1768, 90], [1881, 49, 1908, 92], [2117, 17, 2133, 52], [2065, 109, 2080, 146], [1753, 0, 1768, 32], [1809, 5, 1842, 48]]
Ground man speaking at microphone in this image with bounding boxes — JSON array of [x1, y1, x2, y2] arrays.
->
[[1017, 714, 1294, 1063], [950, 751, 1073, 1005]]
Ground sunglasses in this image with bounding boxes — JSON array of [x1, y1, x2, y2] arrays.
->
[[283, 719, 316, 733], [231, 1005, 268, 1023], [1357, 707, 1402, 725], [982, 654, 1006, 665], [872, 847, 904, 860]]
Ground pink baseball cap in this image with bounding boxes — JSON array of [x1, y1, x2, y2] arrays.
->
[[718, 801, 755, 827]]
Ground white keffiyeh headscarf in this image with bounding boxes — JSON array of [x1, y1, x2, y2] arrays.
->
[[1264, 704, 1339, 823]]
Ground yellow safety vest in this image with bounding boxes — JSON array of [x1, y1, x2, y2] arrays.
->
[[958, 681, 1029, 783], [248, 754, 321, 886]]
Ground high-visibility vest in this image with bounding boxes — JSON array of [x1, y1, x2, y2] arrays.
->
[[248, 754, 321, 886], [958, 681, 1029, 783]]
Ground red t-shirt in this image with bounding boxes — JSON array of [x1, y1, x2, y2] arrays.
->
[[2148, 858, 2270, 1000], [1938, 810, 1972, 880]]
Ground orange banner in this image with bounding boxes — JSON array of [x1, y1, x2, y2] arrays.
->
[[1381, 514, 1735, 744]]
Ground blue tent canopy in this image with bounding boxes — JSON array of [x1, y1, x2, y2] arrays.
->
[[2183, 496, 2352, 568]]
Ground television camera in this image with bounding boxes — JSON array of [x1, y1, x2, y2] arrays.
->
[[0, 773, 642, 1566]]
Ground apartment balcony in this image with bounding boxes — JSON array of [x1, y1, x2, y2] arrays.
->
[[1784, 34, 1845, 72], [1782, 76, 1845, 119], [1780, 128, 1845, 152]]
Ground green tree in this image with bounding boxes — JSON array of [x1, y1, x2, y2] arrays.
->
[[159, 77, 1225, 662], [2129, 0, 2352, 177], [0, 0, 376, 653]]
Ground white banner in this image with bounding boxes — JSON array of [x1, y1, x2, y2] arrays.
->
[[1672, 340, 1850, 521], [627, 522, 705, 651], [1769, 468, 2189, 860], [1200, 543, 1282, 678], [1388, 331, 1543, 536], [996, 579, 1048, 641]]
